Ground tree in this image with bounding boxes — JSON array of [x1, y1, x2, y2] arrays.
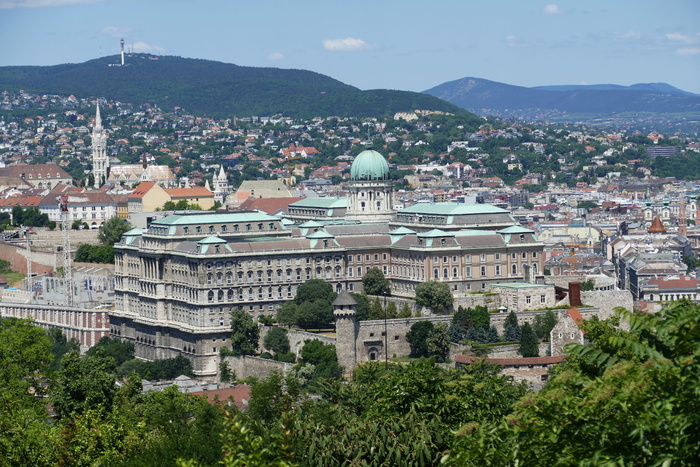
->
[[532, 310, 558, 341], [406, 321, 434, 358], [98, 216, 132, 245], [362, 267, 390, 296], [87, 336, 135, 367], [447, 303, 700, 466], [294, 279, 336, 306], [230, 309, 259, 356], [580, 279, 595, 291], [470, 305, 490, 331], [52, 350, 118, 420], [385, 301, 398, 319], [264, 327, 290, 355], [503, 310, 521, 341], [518, 322, 539, 357], [295, 299, 333, 331], [368, 297, 384, 320], [683, 254, 698, 272], [449, 323, 463, 342], [425, 322, 450, 362], [299, 340, 343, 381], [398, 303, 413, 318], [350, 292, 370, 321], [276, 301, 298, 328], [415, 280, 453, 313]]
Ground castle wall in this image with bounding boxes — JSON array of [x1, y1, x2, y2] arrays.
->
[[223, 355, 293, 381]]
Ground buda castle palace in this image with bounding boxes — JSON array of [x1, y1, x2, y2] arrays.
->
[[111, 149, 545, 375]]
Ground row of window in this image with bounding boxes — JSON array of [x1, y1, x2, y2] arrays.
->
[[183, 222, 278, 234]]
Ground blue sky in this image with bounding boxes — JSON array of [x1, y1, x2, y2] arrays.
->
[[1, 0, 699, 94]]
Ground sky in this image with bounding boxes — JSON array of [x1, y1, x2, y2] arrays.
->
[[1, 0, 699, 94]]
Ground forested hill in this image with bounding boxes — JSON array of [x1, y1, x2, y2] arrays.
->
[[0, 54, 466, 118], [424, 76, 700, 123]]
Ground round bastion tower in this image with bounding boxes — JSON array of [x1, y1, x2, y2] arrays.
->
[[333, 289, 358, 377], [345, 148, 394, 222]]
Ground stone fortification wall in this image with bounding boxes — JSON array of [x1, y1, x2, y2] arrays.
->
[[29, 229, 101, 249], [0, 242, 54, 277], [258, 326, 337, 355], [223, 355, 293, 381], [483, 342, 551, 359], [453, 293, 500, 311], [581, 290, 633, 320]]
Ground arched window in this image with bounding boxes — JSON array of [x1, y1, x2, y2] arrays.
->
[[361, 201, 366, 211], [226, 272, 232, 284], [218, 290, 224, 301], [532, 263, 538, 273], [434, 268, 439, 279], [208, 291, 214, 302], [207, 273, 213, 285], [227, 289, 233, 300], [512, 264, 517, 275], [443, 268, 448, 278], [216, 272, 223, 285]]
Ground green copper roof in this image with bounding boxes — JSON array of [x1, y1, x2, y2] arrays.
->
[[350, 149, 390, 181], [152, 212, 279, 226], [197, 236, 228, 244], [417, 229, 455, 238], [298, 220, 324, 228], [123, 228, 143, 236], [306, 230, 335, 239], [399, 202, 509, 216], [290, 197, 347, 209], [498, 225, 535, 234], [389, 227, 416, 235]]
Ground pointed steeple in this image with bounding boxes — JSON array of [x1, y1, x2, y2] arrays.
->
[[205, 178, 212, 191], [95, 103, 102, 130], [218, 165, 226, 180]]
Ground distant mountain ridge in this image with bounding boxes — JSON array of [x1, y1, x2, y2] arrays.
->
[[0, 54, 466, 118], [423, 77, 700, 125]]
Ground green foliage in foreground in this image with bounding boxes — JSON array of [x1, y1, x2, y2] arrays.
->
[[445, 302, 700, 466], [3, 299, 700, 466]]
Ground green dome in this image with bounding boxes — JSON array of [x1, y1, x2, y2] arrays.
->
[[350, 149, 390, 181]]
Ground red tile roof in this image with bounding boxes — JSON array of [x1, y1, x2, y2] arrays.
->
[[164, 186, 214, 198], [190, 385, 251, 410], [127, 182, 156, 199], [237, 197, 304, 215], [567, 308, 585, 328]]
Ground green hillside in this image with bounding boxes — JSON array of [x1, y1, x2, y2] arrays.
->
[[0, 55, 466, 118]]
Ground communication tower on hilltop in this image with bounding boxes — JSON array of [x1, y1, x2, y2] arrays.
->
[[120, 37, 125, 66], [57, 194, 73, 306]]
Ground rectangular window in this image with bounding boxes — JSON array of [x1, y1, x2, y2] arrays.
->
[[348, 256, 353, 263], [540, 295, 546, 303], [481, 254, 486, 262], [465, 255, 471, 263], [357, 267, 363, 276], [466, 266, 471, 277], [348, 267, 353, 277], [480, 266, 486, 277], [526, 295, 532, 304], [495, 253, 500, 260], [495, 265, 501, 276]]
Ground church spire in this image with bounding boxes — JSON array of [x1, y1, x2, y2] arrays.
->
[[95, 102, 102, 130]]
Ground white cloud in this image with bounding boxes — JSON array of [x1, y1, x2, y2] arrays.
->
[[322, 37, 376, 52], [506, 35, 523, 47], [102, 26, 129, 39], [131, 42, 165, 54], [543, 4, 562, 15], [666, 32, 695, 44], [267, 52, 284, 61], [616, 31, 641, 40], [677, 47, 700, 55], [0, 0, 101, 9]]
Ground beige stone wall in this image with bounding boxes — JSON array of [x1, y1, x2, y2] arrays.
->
[[581, 290, 633, 319], [223, 355, 293, 381]]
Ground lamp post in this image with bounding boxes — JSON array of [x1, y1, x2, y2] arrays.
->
[[384, 290, 388, 370]]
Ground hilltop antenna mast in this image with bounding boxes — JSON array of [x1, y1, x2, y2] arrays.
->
[[120, 38, 125, 66], [58, 194, 73, 306]]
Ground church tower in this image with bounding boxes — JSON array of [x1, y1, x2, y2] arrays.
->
[[346, 148, 394, 222], [91, 103, 109, 189], [213, 165, 230, 204]]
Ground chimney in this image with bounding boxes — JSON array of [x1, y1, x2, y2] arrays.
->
[[568, 282, 582, 307]]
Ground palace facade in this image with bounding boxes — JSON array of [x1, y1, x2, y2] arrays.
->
[[111, 149, 546, 375]]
